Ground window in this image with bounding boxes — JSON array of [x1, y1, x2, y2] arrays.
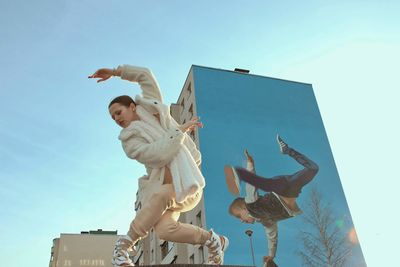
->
[[196, 211, 202, 227], [180, 98, 185, 113], [187, 83, 192, 96], [135, 201, 141, 211], [199, 246, 205, 263], [188, 103, 194, 117]]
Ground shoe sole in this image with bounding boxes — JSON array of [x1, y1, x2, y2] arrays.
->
[[222, 235, 229, 252], [276, 134, 288, 154], [224, 166, 240, 196]]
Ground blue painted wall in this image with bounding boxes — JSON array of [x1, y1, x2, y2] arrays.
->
[[192, 66, 365, 267]]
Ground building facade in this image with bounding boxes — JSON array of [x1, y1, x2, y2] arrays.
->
[[49, 229, 120, 267], [133, 65, 366, 267], [186, 65, 366, 267]]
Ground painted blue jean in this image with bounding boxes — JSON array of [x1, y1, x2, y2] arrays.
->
[[234, 148, 319, 198]]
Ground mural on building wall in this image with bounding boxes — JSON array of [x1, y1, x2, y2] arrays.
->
[[224, 136, 319, 267], [190, 66, 367, 267]]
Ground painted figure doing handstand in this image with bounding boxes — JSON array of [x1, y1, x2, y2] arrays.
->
[[89, 65, 228, 267], [225, 135, 319, 266]]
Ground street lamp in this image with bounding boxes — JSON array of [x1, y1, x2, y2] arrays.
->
[[245, 229, 256, 267]]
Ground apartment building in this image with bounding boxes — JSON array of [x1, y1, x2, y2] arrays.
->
[[49, 229, 120, 267]]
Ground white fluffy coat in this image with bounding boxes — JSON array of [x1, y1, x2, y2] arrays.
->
[[117, 65, 205, 203]]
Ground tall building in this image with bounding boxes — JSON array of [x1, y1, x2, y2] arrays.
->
[[133, 65, 366, 267], [49, 229, 120, 267], [182, 65, 366, 267]]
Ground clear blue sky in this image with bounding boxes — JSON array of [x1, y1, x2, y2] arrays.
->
[[0, 1, 399, 266]]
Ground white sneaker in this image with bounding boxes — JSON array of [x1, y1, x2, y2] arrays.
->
[[277, 134, 289, 154], [111, 236, 135, 267], [205, 229, 229, 265]]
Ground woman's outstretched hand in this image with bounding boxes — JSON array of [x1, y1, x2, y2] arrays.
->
[[88, 68, 114, 83], [179, 117, 203, 133]]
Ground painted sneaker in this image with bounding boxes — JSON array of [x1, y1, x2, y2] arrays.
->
[[205, 229, 229, 265], [111, 236, 135, 267], [277, 134, 289, 154], [224, 166, 241, 196]]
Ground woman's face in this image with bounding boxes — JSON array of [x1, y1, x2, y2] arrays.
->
[[109, 102, 138, 128]]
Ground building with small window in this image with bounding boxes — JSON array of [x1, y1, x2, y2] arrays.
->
[[133, 65, 366, 266], [49, 229, 121, 267]]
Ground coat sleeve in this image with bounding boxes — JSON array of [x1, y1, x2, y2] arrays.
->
[[169, 117, 201, 166], [264, 223, 278, 258], [117, 65, 163, 102], [122, 128, 185, 169]]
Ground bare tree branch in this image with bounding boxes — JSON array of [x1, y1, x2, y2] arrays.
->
[[297, 188, 353, 267]]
